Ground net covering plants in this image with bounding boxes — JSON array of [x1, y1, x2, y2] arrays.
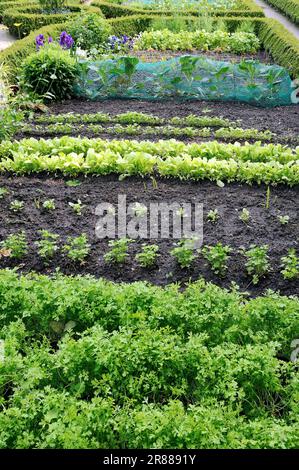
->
[[74, 55, 294, 107]]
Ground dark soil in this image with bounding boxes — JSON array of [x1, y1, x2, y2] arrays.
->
[[0, 175, 298, 297], [47, 99, 299, 139]]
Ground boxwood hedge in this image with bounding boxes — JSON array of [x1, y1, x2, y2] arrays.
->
[[91, 0, 265, 19], [264, 0, 299, 25], [2, 4, 102, 37]]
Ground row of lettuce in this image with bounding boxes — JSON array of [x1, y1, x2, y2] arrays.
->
[[0, 137, 298, 185], [0, 269, 298, 448]]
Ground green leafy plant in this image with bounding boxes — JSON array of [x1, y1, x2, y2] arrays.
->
[[104, 238, 133, 265], [35, 230, 59, 263], [201, 242, 232, 277], [135, 244, 159, 268], [63, 233, 90, 263], [66, 13, 112, 51], [278, 215, 290, 225], [21, 44, 79, 101], [170, 238, 198, 268], [207, 209, 219, 223], [10, 200, 24, 212], [66, 179, 81, 187], [242, 245, 270, 284], [0, 107, 24, 142], [69, 199, 85, 216], [281, 249, 298, 280], [239, 208, 250, 224], [0, 188, 8, 199], [132, 203, 147, 218], [42, 199, 56, 211], [0, 231, 28, 259]]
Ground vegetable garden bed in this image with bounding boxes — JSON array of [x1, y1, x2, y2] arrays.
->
[[18, 99, 299, 146], [0, 173, 298, 296], [0, 0, 298, 453]]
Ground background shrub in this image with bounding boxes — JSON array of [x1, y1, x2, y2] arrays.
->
[[38, 0, 67, 12], [66, 13, 112, 51]]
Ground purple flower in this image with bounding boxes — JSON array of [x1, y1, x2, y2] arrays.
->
[[59, 31, 74, 50], [35, 34, 45, 50], [108, 34, 134, 52], [48, 36, 53, 43]]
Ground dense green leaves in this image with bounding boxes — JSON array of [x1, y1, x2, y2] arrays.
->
[[0, 137, 298, 185], [0, 270, 298, 448], [20, 45, 79, 101], [134, 29, 260, 53]]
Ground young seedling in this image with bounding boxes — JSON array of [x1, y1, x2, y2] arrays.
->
[[170, 238, 198, 269], [132, 203, 147, 218], [207, 209, 219, 223], [0, 231, 28, 259], [201, 242, 232, 277], [278, 215, 290, 226], [241, 244, 270, 285], [136, 244, 159, 268], [104, 238, 133, 265], [69, 199, 85, 216], [281, 249, 298, 280], [63, 234, 90, 263], [0, 187, 8, 199], [42, 199, 56, 211], [10, 200, 24, 212], [239, 208, 250, 224], [34, 199, 41, 209], [35, 230, 60, 263], [66, 180, 81, 187]]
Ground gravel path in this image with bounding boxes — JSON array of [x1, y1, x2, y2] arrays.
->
[[254, 0, 299, 40], [0, 25, 15, 52]]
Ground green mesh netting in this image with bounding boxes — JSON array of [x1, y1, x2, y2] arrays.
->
[[74, 56, 295, 107]]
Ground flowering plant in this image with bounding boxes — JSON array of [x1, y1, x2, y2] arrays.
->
[[59, 32, 74, 50], [108, 35, 134, 53], [35, 32, 74, 51]]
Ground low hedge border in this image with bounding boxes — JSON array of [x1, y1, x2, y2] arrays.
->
[[258, 18, 299, 79], [0, 0, 37, 21], [91, 0, 265, 19], [108, 14, 262, 36], [1, 15, 299, 80], [264, 0, 299, 25], [2, 4, 101, 37]]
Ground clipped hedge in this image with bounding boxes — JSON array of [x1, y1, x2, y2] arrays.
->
[[2, 4, 101, 37], [265, 0, 299, 25], [92, 0, 265, 19], [0, 0, 37, 20], [108, 14, 262, 36], [258, 19, 299, 78]]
